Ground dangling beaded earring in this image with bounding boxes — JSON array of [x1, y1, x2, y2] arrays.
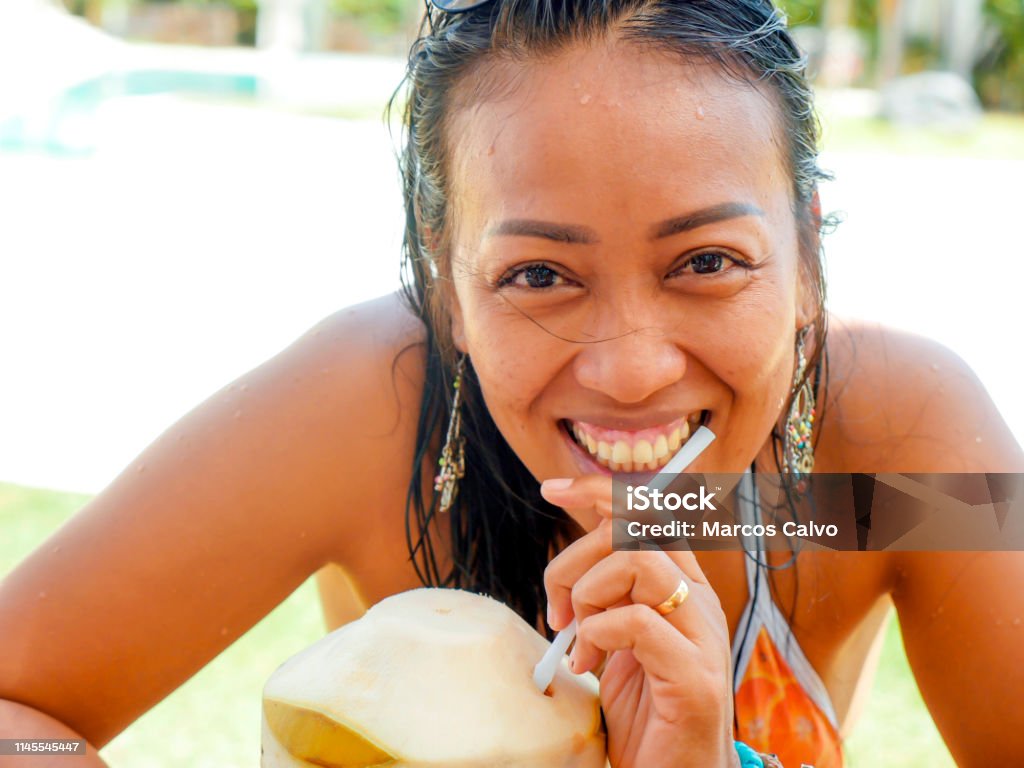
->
[[783, 326, 816, 487], [434, 355, 467, 513]]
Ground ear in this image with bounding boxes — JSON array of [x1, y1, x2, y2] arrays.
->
[[450, 298, 468, 353], [810, 188, 823, 231], [795, 189, 822, 330], [795, 272, 816, 330], [422, 225, 439, 255], [422, 223, 468, 352], [446, 252, 467, 353]]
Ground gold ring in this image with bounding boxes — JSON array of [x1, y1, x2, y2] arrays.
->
[[654, 577, 689, 616]]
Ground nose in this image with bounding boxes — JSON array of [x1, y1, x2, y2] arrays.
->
[[572, 318, 687, 404]]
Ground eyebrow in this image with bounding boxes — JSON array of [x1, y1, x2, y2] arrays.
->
[[485, 202, 764, 244], [652, 202, 765, 239]]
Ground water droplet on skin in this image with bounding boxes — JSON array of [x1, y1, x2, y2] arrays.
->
[[572, 81, 581, 89], [931, 363, 940, 371], [220, 627, 228, 636], [234, 410, 242, 419], [696, 106, 705, 119], [487, 144, 496, 156], [321, 368, 329, 375], [240, 383, 249, 391], [580, 93, 591, 105], [136, 464, 147, 473], [38, 592, 46, 599], [52, 546, 61, 553], [976, 436, 983, 443], [1014, 618, 1021, 627]]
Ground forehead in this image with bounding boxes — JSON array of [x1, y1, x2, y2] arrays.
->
[[446, 39, 789, 241]]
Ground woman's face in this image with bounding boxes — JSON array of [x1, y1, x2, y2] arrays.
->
[[446, 39, 812, 526]]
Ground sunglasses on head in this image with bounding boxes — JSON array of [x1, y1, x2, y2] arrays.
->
[[429, 0, 494, 11]]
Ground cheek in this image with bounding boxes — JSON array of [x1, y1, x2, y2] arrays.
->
[[698, 267, 798, 452], [708, 274, 796, 384], [458, 293, 565, 433]]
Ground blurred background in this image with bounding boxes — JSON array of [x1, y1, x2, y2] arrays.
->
[[1, 0, 1022, 765]]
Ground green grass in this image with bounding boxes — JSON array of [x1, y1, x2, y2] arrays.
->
[[843, 617, 955, 767], [0, 483, 326, 768], [1, 482, 954, 766], [819, 109, 1024, 160]]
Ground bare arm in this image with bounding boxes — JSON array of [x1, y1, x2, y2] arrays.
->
[[0, 699, 107, 767], [831, 321, 1024, 763], [895, 550, 1024, 764], [0, 294, 423, 751]]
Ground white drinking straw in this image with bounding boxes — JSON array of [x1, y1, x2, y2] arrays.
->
[[532, 426, 716, 693]]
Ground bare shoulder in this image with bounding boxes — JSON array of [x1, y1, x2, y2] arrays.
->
[[250, 291, 428, 557], [821, 318, 1024, 761], [0, 292, 426, 747], [818, 314, 1023, 473]]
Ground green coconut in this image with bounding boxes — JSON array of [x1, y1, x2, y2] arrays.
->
[[261, 588, 606, 767]]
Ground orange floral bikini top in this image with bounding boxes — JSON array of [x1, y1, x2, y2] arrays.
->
[[731, 471, 844, 768]]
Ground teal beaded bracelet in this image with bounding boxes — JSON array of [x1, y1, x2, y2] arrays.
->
[[735, 740, 764, 768]]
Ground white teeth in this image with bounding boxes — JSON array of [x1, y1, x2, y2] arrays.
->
[[632, 440, 653, 465], [653, 434, 668, 460], [570, 414, 707, 471], [611, 441, 631, 464]]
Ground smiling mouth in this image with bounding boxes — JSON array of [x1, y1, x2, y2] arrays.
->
[[562, 410, 710, 473]]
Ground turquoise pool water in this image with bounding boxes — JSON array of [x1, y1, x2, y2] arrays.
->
[[0, 70, 262, 155]]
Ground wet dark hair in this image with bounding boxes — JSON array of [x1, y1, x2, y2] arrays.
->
[[388, 0, 834, 628]]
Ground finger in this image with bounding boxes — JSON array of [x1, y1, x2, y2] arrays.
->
[[623, 536, 722, 644], [543, 519, 613, 630], [661, 547, 711, 588], [569, 549, 683, 626], [571, 560, 724, 666], [544, 475, 712, 590], [567, 549, 692, 666], [540, 475, 614, 525], [571, 604, 703, 681], [658, 549, 729, 649]]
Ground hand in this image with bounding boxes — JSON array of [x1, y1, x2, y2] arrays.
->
[[541, 475, 738, 768]]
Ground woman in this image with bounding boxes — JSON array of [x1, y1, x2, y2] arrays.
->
[[1, 1, 1022, 766]]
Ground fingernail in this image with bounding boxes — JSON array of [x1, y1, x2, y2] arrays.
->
[[546, 603, 555, 629], [542, 478, 574, 493]]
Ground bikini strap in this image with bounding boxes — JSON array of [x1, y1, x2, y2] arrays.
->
[[730, 468, 840, 729]]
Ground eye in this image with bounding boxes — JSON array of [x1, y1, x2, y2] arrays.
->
[[498, 263, 574, 289], [668, 251, 741, 278], [688, 252, 724, 274]]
